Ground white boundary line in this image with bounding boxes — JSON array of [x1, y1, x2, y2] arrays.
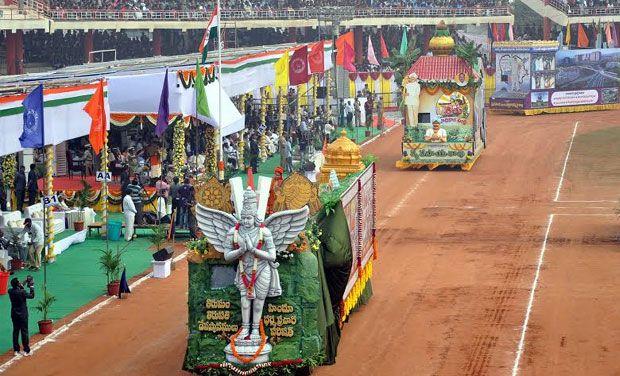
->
[[0, 251, 188, 373], [360, 120, 402, 148], [554, 121, 579, 202], [511, 214, 555, 376]]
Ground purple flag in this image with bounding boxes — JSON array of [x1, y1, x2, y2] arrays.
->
[[155, 69, 170, 137]]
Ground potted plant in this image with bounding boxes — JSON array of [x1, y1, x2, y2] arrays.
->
[[149, 224, 173, 278], [35, 290, 57, 335], [99, 247, 122, 295], [73, 180, 93, 231]]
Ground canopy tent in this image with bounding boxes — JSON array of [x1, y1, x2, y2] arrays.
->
[[0, 40, 335, 157], [0, 82, 109, 157]]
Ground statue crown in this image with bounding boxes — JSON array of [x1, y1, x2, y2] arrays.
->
[[241, 187, 258, 216]]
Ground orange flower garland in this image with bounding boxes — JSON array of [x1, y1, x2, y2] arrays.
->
[[229, 321, 268, 364]]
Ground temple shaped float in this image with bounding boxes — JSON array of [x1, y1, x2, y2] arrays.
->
[[396, 21, 487, 171]]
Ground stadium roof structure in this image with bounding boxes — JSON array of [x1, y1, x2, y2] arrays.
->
[[0, 42, 299, 96], [407, 55, 473, 83]]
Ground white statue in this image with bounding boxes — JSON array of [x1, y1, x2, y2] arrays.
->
[[403, 72, 421, 127], [195, 187, 309, 363]]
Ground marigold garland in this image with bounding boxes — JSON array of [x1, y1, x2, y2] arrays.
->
[[229, 321, 268, 364], [173, 119, 187, 179], [341, 259, 373, 322]]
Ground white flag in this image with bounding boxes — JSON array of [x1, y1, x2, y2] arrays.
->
[[367, 36, 380, 66]]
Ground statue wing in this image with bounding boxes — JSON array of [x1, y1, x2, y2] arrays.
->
[[264, 206, 310, 255], [195, 204, 237, 253]]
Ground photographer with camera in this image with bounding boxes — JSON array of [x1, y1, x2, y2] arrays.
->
[[8, 275, 35, 357]]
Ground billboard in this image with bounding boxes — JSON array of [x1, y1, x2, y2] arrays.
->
[[491, 45, 620, 111]]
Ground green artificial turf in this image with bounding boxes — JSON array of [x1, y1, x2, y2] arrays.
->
[[0, 230, 155, 354]]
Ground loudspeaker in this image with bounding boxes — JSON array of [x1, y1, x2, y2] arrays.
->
[[152, 247, 174, 261], [316, 87, 327, 99]]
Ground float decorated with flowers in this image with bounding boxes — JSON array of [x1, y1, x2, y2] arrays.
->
[[183, 131, 377, 375], [397, 21, 487, 171]]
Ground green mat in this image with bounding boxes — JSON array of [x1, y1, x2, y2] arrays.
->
[[0, 232, 155, 353]]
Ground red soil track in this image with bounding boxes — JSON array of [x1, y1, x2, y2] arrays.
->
[[3, 111, 619, 376]]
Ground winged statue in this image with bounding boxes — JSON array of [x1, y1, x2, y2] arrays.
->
[[195, 187, 309, 341]]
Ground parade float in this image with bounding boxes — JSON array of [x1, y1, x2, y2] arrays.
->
[[396, 21, 487, 171], [490, 41, 620, 115], [182, 131, 377, 375]]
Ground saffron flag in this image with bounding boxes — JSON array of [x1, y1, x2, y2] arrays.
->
[[343, 42, 356, 72], [199, 6, 219, 64], [577, 24, 589, 48], [155, 69, 170, 137], [195, 60, 210, 118], [565, 20, 571, 46], [19, 84, 44, 149], [274, 50, 290, 92], [399, 28, 408, 55], [367, 36, 379, 66], [309, 41, 325, 73], [83, 80, 107, 155], [336, 31, 354, 66], [289, 46, 309, 85], [379, 34, 389, 59], [605, 23, 614, 47]]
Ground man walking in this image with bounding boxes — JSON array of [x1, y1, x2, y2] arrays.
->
[[27, 164, 38, 206], [14, 166, 26, 212], [21, 219, 43, 270], [284, 136, 294, 173], [126, 178, 144, 225], [8, 277, 35, 357]]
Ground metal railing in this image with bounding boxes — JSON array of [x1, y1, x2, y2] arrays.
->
[[48, 6, 511, 22], [0, 6, 47, 20], [547, 0, 620, 16]]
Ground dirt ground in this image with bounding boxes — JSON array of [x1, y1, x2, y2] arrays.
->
[[2, 111, 619, 376]]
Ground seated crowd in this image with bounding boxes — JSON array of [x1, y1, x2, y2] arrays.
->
[[46, 0, 509, 10]]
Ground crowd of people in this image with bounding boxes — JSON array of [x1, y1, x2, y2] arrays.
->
[[45, 0, 510, 10]]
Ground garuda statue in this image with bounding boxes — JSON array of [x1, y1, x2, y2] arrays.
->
[[196, 187, 309, 363]]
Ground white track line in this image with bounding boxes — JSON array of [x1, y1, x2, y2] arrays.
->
[[0, 251, 188, 373], [360, 121, 402, 148], [555, 200, 619, 203], [554, 121, 579, 202], [553, 213, 616, 216], [511, 214, 555, 376], [378, 172, 429, 226]]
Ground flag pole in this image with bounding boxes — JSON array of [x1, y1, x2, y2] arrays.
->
[[216, 0, 224, 181]]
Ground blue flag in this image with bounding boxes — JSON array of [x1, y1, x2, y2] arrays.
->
[[19, 84, 44, 148], [155, 69, 170, 137]]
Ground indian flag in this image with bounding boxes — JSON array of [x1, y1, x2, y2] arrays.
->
[[199, 6, 219, 64]]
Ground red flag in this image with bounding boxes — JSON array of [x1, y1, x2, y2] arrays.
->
[[577, 24, 589, 48], [380, 34, 389, 59], [336, 31, 354, 66], [83, 80, 107, 155], [308, 41, 325, 73], [343, 42, 356, 72], [289, 46, 309, 85]]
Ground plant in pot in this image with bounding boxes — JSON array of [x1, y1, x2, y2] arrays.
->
[[73, 180, 93, 231], [149, 224, 174, 278], [148, 224, 168, 253], [35, 290, 57, 335], [99, 247, 122, 296]]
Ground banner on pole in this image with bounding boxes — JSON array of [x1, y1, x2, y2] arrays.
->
[[96, 171, 113, 182]]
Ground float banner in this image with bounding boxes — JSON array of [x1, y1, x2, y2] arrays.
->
[[490, 97, 525, 110], [551, 90, 599, 107]]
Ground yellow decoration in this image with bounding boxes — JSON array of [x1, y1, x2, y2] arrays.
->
[[342, 259, 373, 321], [319, 130, 365, 183], [428, 20, 455, 56], [238, 94, 247, 169], [45, 145, 55, 262], [173, 119, 187, 179]]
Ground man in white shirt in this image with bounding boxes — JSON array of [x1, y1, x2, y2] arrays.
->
[[424, 120, 448, 143], [21, 219, 43, 270], [122, 190, 137, 241], [324, 121, 335, 143]]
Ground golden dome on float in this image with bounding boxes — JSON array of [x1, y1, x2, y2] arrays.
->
[[428, 20, 455, 56], [320, 130, 365, 184]]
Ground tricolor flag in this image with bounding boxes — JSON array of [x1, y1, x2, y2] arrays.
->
[[199, 6, 219, 64]]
